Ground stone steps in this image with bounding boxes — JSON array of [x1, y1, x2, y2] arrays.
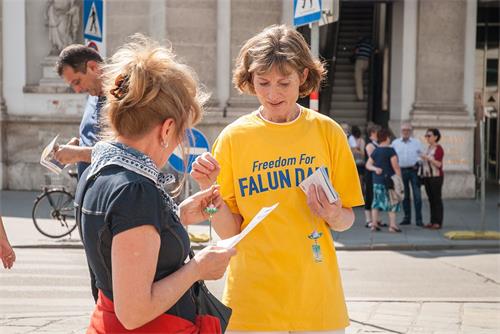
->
[[328, 2, 374, 125]]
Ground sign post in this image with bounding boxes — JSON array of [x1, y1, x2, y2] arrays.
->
[[83, 0, 105, 56], [168, 128, 211, 243], [293, 0, 322, 111]]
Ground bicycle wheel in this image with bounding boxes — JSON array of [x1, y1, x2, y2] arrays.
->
[[32, 189, 77, 238]]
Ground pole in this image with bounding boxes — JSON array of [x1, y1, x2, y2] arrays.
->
[[310, 22, 320, 111], [310, 22, 319, 63], [480, 118, 486, 232], [184, 175, 190, 234]]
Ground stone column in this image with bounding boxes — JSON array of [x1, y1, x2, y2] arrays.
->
[[410, 0, 476, 198], [0, 0, 7, 189], [389, 0, 417, 130], [226, 0, 282, 116]]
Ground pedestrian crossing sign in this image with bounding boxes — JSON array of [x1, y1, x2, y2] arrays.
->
[[168, 128, 210, 174], [83, 0, 103, 42], [294, 0, 322, 27]]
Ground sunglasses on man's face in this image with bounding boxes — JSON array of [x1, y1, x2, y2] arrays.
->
[[425, 134, 432, 137]]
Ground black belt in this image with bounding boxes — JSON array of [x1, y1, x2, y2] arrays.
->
[[401, 167, 415, 170]]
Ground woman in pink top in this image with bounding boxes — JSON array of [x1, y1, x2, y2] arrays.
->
[[420, 128, 444, 229]]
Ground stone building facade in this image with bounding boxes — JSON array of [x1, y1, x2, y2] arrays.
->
[[0, 0, 480, 198]]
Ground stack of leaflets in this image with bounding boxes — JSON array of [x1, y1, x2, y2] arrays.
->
[[40, 135, 65, 175], [298, 166, 338, 204]]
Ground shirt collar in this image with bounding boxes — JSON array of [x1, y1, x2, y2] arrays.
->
[[401, 137, 412, 143], [89, 141, 175, 188]]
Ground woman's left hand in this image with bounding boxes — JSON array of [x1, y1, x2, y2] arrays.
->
[[306, 184, 343, 224], [179, 185, 223, 225], [0, 239, 15, 269]]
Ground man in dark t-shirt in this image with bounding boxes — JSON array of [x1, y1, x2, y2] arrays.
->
[[353, 36, 374, 101]]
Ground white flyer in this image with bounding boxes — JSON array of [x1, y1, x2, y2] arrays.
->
[[217, 202, 279, 249], [298, 166, 338, 204], [40, 134, 66, 175]]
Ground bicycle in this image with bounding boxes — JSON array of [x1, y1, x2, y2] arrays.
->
[[32, 170, 78, 238]]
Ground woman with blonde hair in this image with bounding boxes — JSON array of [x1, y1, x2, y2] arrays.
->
[[191, 25, 364, 333], [77, 35, 235, 333]]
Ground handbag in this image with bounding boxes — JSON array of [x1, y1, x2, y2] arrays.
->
[[189, 250, 232, 333], [353, 151, 365, 167], [384, 174, 394, 189], [417, 162, 426, 184], [389, 174, 404, 203]]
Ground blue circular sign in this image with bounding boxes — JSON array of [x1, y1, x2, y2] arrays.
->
[[168, 128, 210, 173]]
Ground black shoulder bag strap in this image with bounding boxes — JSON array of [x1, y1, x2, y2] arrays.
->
[[74, 167, 101, 303], [188, 250, 232, 332], [75, 167, 94, 246]]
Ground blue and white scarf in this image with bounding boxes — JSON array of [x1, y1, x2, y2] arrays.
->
[[88, 141, 178, 213]]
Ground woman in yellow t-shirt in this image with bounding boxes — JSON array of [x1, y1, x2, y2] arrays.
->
[[191, 25, 364, 333]]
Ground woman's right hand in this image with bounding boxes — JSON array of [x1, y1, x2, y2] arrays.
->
[[192, 246, 236, 281], [190, 152, 220, 190], [374, 167, 383, 175]]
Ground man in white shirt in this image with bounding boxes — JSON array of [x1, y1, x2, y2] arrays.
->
[[392, 122, 424, 226]]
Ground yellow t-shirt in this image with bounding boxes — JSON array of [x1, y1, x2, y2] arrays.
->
[[213, 107, 364, 331]]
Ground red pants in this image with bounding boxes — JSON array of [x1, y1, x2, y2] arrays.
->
[[87, 290, 221, 334]]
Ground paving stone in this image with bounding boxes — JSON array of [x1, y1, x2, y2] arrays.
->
[[0, 317, 57, 327], [0, 326, 38, 334], [370, 314, 413, 326], [461, 326, 500, 334], [462, 309, 500, 328]]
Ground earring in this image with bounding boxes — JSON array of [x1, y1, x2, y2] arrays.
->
[[161, 139, 169, 149]]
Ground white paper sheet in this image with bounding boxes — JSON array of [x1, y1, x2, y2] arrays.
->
[[217, 202, 279, 249], [40, 134, 66, 175]]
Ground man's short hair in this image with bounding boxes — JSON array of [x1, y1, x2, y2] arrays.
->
[[55, 44, 103, 76], [400, 121, 412, 131]]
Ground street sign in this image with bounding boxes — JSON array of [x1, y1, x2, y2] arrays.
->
[[83, 0, 103, 41], [168, 128, 210, 174], [293, 0, 322, 27], [83, 0, 105, 56]]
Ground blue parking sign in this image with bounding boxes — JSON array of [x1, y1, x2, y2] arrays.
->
[[168, 128, 210, 174]]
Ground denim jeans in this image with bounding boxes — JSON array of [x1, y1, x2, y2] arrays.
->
[[401, 168, 422, 224]]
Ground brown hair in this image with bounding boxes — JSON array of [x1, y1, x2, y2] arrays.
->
[[102, 34, 208, 143], [56, 44, 103, 76], [367, 123, 381, 136], [233, 25, 325, 98], [377, 128, 391, 142], [426, 128, 441, 142]]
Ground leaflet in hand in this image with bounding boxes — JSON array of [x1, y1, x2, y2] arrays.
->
[[40, 135, 65, 175], [298, 166, 338, 204], [217, 202, 279, 249]]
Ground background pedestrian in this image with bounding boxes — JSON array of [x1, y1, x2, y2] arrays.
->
[[421, 128, 445, 229]]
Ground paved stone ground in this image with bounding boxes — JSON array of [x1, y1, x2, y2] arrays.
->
[[1, 186, 499, 251], [2, 302, 499, 333], [347, 301, 500, 334]]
